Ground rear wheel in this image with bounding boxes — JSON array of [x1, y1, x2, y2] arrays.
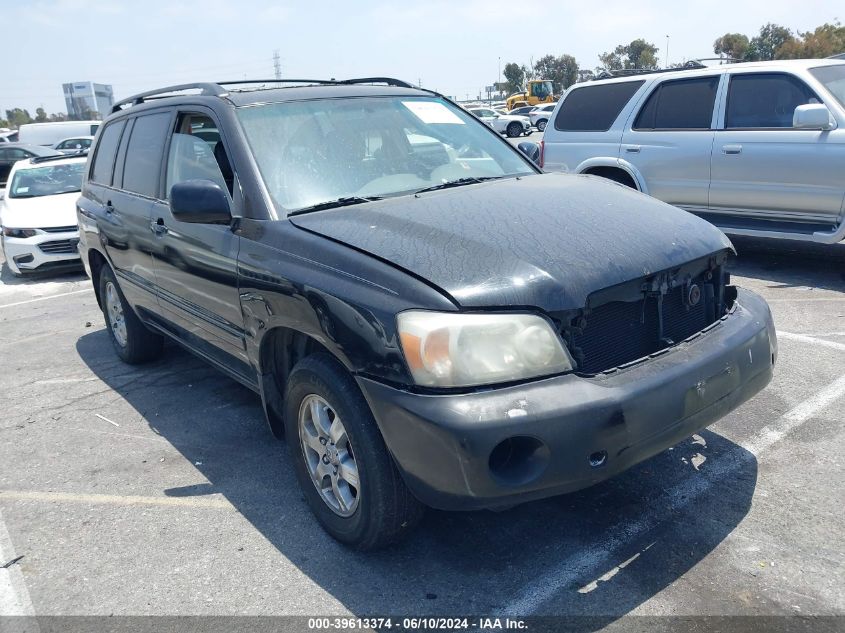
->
[[536, 119, 547, 132], [284, 353, 424, 550], [506, 122, 522, 138], [99, 266, 164, 364]]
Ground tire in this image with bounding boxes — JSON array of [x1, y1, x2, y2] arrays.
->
[[536, 119, 547, 132], [506, 122, 522, 138], [99, 265, 164, 364], [284, 353, 424, 550]]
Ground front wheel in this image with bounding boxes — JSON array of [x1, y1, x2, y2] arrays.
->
[[537, 119, 547, 132], [99, 265, 164, 364], [284, 353, 424, 550], [506, 122, 522, 138]]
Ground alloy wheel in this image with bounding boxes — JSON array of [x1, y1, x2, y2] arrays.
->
[[298, 394, 361, 517]]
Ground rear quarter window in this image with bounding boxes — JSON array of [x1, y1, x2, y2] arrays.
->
[[89, 120, 126, 185], [554, 81, 644, 131], [633, 76, 720, 130]]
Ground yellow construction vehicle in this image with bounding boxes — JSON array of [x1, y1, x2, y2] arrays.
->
[[505, 80, 554, 111]]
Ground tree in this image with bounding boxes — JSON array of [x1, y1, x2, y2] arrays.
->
[[533, 54, 579, 93], [522, 63, 535, 82], [35, 107, 48, 123], [4, 108, 32, 128], [746, 23, 794, 60], [502, 62, 525, 94], [713, 33, 750, 61], [598, 38, 659, 72], [775, 22, 845, 59], [577, 69, 595, 83]]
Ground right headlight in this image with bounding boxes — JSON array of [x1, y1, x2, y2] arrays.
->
[[2, 228, 37, 238], [397, 311, 574, 388]]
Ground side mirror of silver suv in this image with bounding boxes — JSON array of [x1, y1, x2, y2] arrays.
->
[[793, 103, 836, 131]]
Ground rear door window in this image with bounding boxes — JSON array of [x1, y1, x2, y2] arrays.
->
[[121, 112, 171, 198], [90, 120, 126, 185], [554, 81, 644, 131], [634, 76, 719, 130], [726, 73, 819, 129]]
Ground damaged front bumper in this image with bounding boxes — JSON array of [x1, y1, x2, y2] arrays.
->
[[358, 288, 776, 511]]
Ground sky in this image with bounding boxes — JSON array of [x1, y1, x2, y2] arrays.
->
[[1, 0, 842, 115]]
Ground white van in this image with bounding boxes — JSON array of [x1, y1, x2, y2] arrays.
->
[[18, 121, 101, 146]]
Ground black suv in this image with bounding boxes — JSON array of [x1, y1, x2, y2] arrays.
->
[[78, 78, 776, 550]]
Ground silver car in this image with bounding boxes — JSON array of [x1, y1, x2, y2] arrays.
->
[[529, 103, 557, 131], [541, 59, 845, 244]]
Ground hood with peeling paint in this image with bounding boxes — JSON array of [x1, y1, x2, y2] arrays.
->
[[290, 173, 733, 311]]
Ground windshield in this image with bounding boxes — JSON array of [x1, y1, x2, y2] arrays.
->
[[810, 64, 845, 109], [236, 96, 535, 214], [8, 162, 86, 199]]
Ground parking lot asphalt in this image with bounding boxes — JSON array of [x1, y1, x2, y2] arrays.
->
[[0, 233, 843, 625]]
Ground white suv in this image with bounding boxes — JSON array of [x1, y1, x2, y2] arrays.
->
[[541, 59, 845, 244]]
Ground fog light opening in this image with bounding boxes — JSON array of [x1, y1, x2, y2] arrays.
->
[[13, 254, 34, 264], [488, 436, 550, 487], [588, 450, 608, 468]]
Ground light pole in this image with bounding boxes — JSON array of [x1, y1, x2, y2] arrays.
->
[[665, 35, 670, 68]]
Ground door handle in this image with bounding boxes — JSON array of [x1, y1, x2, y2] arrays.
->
[[150, 218, 168, 235], [624, 145, 641, 153], [722, 144, 742, 155], [105, 200, 114, 213]]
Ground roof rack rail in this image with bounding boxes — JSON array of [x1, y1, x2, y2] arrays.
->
[[593, 61, 706, 80], [30, 151, 88, 164], [112, 82, 226, 113], [111, 77, 419, 113], [339, 77, 415, 88]]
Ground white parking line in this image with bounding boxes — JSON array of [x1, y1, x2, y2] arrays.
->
[[777, 331, 845, 353], [0, 289, 90, 309], [0, 509, 35, 616], [501, 371, 845, 616], [0, 490, 232, 510]]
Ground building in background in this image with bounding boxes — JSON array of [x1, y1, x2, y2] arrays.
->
[[62, 82, 114, 120]]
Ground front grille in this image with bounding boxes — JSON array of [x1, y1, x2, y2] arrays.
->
[[38, 239, 78, 255], [568, 273, 718, 374], [41, 225, 77, 233]]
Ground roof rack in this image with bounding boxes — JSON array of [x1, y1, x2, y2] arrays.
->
[[30, 151, 88, 164], [112, 77, 417, 112], [593, 61, 706, 80]]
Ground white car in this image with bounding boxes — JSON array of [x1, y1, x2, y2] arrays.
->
[[467, 107, 532, 137], [53, 136, 94, 154], [1, 154, 86, 275], [529, 103, 557, 131]]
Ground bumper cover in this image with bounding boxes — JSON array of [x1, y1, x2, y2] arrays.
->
[[358, 288, 776, 510], [2, 231, 81, 274]]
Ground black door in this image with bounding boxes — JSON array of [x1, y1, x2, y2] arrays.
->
[[95, 112, 172, 314], [149, 110, 248, 373]]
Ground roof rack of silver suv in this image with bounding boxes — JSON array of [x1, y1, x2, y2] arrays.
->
[[593, 60, 706, 80], [111, 78, 416, 113]]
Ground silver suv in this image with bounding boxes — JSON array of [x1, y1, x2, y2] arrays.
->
[[541, 60, 845, 243]]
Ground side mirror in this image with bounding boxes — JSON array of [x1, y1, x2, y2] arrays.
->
[[170, 179, 231, 224], [793, 103, 836, 131], [517, 141, 540, 165]]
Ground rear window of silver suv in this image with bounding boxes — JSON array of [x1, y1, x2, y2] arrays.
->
[[553, 80, 644, 132]]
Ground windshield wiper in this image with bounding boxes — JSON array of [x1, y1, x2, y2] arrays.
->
[[288, 196, 384, 216], [414, 176, 503, 195]]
